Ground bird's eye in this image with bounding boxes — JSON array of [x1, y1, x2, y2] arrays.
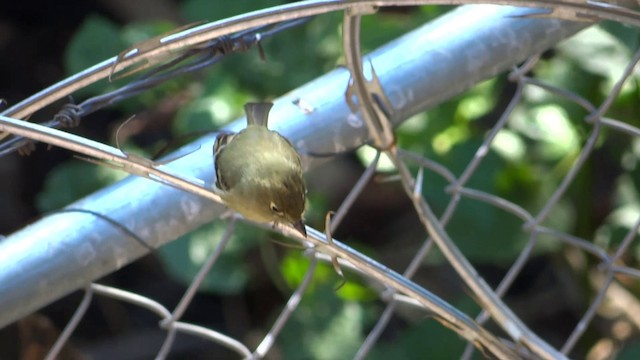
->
[[270, 202, 283, 214]]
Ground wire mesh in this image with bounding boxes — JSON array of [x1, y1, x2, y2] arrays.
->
[[0, 1, 639, 359]]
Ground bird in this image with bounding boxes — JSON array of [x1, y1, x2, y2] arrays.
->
[[213, 102, 307, 237]]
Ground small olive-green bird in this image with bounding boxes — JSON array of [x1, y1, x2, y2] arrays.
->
[[213, 102, 307, 236]]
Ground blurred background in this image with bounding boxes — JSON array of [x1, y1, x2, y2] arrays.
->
[[0, 1, 639, 359]]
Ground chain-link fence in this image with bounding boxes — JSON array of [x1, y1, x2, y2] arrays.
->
[[1, 1, 640, 359]]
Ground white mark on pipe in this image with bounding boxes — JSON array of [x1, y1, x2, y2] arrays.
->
[[347, 113, 363, 128]]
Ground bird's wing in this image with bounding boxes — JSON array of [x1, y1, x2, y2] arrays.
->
[[213, 132, 236, 191]]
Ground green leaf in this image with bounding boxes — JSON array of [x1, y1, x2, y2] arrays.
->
[[421, 139, 542, 263], [157, 221, 261, 294], [65, 16, 188, 106], [64, 15, 125, 96], [281, 251, 377, 302], [120, 21, 177, 47], [278, 285, 367, 360], [172, 78, 248, 134], [368, 296, 479, 359], [182, 0, 342, 96], [368, 320, 467, 360], [182, 0, 279, 22], [65, 15, 123, 75], [619, 342, 640, 360], [36, 160, 126, 212], [359, 7, 443, 53], [599, 21, 640, 54], [555, 25, 633, 96]]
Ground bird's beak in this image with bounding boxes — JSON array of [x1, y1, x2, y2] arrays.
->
[[291, 220, 307, 238]]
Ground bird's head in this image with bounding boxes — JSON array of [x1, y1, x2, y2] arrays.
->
[[263, 172, 307, 236]]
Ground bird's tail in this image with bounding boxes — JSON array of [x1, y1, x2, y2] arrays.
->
[[244, 102, 274, 127]]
